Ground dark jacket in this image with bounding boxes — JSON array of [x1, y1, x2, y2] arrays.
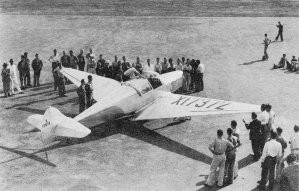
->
[[246, 119, 262, 140], [32, 58, 43, 72]]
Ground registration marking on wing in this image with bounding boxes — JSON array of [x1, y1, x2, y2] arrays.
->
[[170, 96, 231, 110]]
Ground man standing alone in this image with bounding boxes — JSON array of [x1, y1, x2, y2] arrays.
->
[[275, 21, 283, 42], [31, 54, 43, 87], [263, 34, 271, 61]]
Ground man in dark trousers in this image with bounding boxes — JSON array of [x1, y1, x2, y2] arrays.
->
[[258, 131, 282, 191], [18, 55, 27, 90], [24, 52, 32, 87], [49, 49, 60, 91], [275, 21, 283, 42], [60, 51, 70, 68], [85, 75, 93, 108], [275, 127, 287, 182], [77, 79, 86, 113], [243, 112, 263, 161], [77, 49, 85, 71], [31, 53, 43, 87]]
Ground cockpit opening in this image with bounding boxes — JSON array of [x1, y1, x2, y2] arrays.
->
[[122, 79, 153, 95]]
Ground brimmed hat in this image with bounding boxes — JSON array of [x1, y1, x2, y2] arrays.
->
[[9, 59, 13, 62], [3, 63, 8, 67]]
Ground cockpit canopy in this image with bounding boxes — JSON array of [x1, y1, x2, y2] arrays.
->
[[142, 71, 163, 89], [123, 79, 153, 94]]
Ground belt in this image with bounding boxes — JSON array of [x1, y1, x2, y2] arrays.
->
[[266, 156, 277, 159], [291, 148, 299, 151], [214, 152, 225, 155]]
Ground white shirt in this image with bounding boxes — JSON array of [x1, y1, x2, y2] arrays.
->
[[176, 64, 183, 71], [143, 63, 155, 72], [290, 132, 299, 154], [9, 64, 17, 78], [261, 139, 282, 162], [259, 110, 270, 125], [268, 110, 276, 129], [197, 64, 205, 73], [49, 54, 60, 63], [154, 63, 161, 74]]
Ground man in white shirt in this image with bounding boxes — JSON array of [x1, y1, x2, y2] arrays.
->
[[154, 58, 161, 74], [197, 60, 205, 91], [143, 58, 154, 72], [263, 33, 271, 61], [259, 104, 270, 149], [266, 104, 275, 130], [9, 59, 23, 94], [290, 125, 299, 161], [48, 49, 60, 91], [258, 131, 282, 190]]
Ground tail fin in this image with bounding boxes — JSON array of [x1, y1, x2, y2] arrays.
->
[[27, 107, 91, 144]]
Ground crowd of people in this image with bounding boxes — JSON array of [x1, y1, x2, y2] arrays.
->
[[1, 48, 205, 98], [1, 52, 43, 97], [48, 48, 205, 95], [204, 103, 299, 190]]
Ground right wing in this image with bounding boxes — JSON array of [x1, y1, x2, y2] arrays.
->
[[60, 68, 121, 102], [134, 91, 261, 120]]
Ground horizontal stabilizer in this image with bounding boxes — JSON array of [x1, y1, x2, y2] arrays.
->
[[26, 107, 91, 144], [27, 114, 44, 130]]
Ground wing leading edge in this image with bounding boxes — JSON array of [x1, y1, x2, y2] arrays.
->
[[134, 91, 261, 120], [60, 68, 121, 102]]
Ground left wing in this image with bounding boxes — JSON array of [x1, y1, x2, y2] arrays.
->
[[60, 68, 121, 102], [134, 91, 260, 120]]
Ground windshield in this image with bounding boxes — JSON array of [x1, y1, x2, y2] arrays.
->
[[124, 79, 152, 94]]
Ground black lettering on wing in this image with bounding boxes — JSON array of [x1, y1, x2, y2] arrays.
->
[[171, 96, 187, 105], [206, 101, 220, 108], [181, 97, 191, 105], [215, 103, 231, 110], [195, 99, 210, 107], [186, 98, 200, 106]]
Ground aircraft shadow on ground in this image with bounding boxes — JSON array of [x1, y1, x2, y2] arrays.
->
[[240, 59, 263, 65], [1, 107, 258, 174]]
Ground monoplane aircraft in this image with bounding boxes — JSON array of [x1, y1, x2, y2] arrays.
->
[[27, 68, 260, 144]]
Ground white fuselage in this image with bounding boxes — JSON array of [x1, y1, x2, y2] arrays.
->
[[79, 71, 183, 126]]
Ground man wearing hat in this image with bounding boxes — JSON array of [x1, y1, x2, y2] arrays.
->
[[31, 54, 43, 87], [18, 55, 27, 90], [1, 63, 11, 97], [9, 59, 23, 94], [24, 52, 32, 87]]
